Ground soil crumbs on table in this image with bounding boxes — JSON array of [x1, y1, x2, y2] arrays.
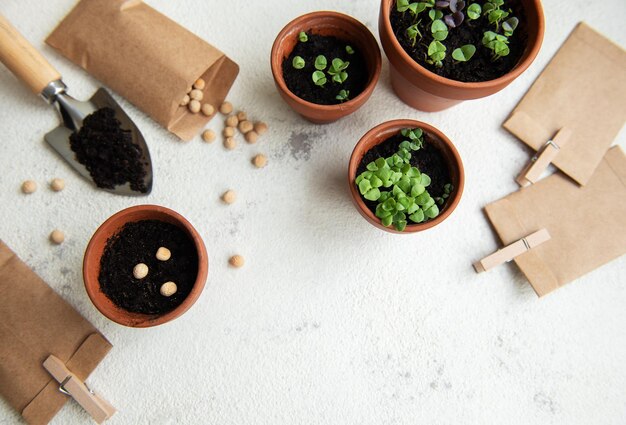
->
[[99, 220, 198, 315], [390, 0, 527, 82], [356, 132, 452, 216], [70, 107, 148, 193], [283, 33, 368, 105]]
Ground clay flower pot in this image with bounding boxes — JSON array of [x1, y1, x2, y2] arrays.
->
[[378, 0, 545, 111], [349, 119, 464, 233], [83, 205, 208, 328], [271, 11, 382, 123]]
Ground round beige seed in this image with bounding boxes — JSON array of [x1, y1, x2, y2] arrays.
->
[[188, 100, 201, 114], [133, 263, 149, 279], [225, 115, 238, 127], [221, 190, 236, 204], [245, 131, 259, 144], [202, 130, 216, 143], [201, 103, 215, 116], [50, 178, 65, 192], [238, 120, 253, 134], [223, 127, 235, 138], [224, 137, 236, 150], [252, 154, 267, 168], [180, 94, 190, 106], [49, 229, 65, 245], [189, 89, 203, 101], [236, 111, 247, 121], [229, 255, 244, 268], [160, 281, 177, 297], [193, 78, 206, 90], [254, 121, 268, 135], [21, 180, 37, 194], [219, 101, 233, 115], [156, 247, 171, 261]]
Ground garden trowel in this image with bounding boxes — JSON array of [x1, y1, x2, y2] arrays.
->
[[0, 14, 152, 195]]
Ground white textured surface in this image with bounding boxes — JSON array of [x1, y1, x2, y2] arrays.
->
[[1, 0, 625, 424]]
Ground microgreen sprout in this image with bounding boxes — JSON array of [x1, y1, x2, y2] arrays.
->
[[435, 183, 454, 205], [483, 0, 509, 30], [451, 44, 476, 61], [502, 17, 519, 36], [328, 58, 350, 84], [482, 30, 510, 59], [298, 32, 308, 43], [427, 40, 446, 67], [336, 89, 350, 102], [292, 56, 305, 69], [312, 70, 327, 86], [397, 0, 433, 15], [431, 19, 449, 41], [314, 55, 327, 71], [346, 45, 355, 55], [406, 23, 423, 46], [429, 9, 443, 20], [466, 3, 481, 19]]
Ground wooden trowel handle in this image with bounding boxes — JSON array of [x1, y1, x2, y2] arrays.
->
[[0, 14, 61, 94]]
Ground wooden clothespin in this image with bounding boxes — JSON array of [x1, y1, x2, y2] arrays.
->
[[474, 228, 551, 273], [516, 128, 572, 187], [43, 355, 116, 424]]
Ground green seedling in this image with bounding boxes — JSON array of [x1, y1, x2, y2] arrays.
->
[[502, 17, 519, 36], [427, 40, 446, 67], [482, 31, 509, 59], [336, 89, 350, 102], [452, 44, 476, 62], [429, 9, 443, 21], [314, 55, 327, 71], [346, 45, 355, 55], [431, 19, 448, 41], [312, 70, 327, 86], [466, 3, 481, 19], [397, 0, 433, 15], [435, 183, 454, 205], [298, 32, 308, 42], [406, 23, 422, 46], [292, 56, 305, 69], [328, 58, 350, 84]]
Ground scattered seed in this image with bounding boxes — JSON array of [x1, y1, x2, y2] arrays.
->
[[50, 229, 65, 245], [193, 78, 206, 90], [21, 180, 37, 194], [225, 115, 238, 127], [221, 190, 236, 204], [229, 255, 244, 268], [236, 111, 247, 121], [189, 89, 203, 101], [245, 131, 259, 144], [156, 246, 171, 261], [254, 121, 268, 135], [252, 154, 267, 168], [219, 101, 233, 115], [50, 178, 65, 192], [160, 281, 178, 297], [180, 94, 190, 106], [238, 120, 253, 134], [188, 99, 201, 114], [201, 103, 215, 116], [202, 130, 216, 143], [224, 137, 236, 150], [223, 127, 235, 138], [133, 263, 149, 279]]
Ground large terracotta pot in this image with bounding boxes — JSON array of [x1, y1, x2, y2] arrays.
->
[[271, 11, 382, 123], [378, 0, 545, 111], [349, 120, 464, 233], [83, 205, 208, 328]]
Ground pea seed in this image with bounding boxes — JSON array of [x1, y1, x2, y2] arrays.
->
[[189, 89, 203, 101], [160, 281, 177, 297], [225, 115, 238, 127], [21, 180, 37, 194], [236, 111, 247, 121], [201, 103, 215, 116], [238, 120, 253, 134], [180, 94, 190, 106], [50, 229, 65, 245], [254, 122, 268, 135], [50, 178, 65, 192], [224, 137, 236, 150], [223, 127, 235, 138], [202, 130, 216, 143], [193, 78, 206, 90], [252, 154, 267, 168], [156, 247, 171, 261], [188, 100, 201, 114], [219, 101, 233, 115], [245, 131, 259, 144], [133, 263, 149, 279], [221, 190, 236, 204], [229, 255, 244, 268]]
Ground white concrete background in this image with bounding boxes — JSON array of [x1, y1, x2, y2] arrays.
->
[[0, 0, 625, 424]]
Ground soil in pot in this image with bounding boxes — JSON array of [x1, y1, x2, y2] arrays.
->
[[99, 219, 198, 315], [389, 0, 528, 82], [282, 33, 368, 105]]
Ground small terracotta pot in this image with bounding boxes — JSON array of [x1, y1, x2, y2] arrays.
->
[[349, 120, 464, 233], [378, 0, 545, 111], [83, 205, 208, 328], [271, 11, 382, 123]]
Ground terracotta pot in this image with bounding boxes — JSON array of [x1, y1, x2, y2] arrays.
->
[[83, 205, 208, 328], [378, 0, 545, 111], [349, 120, 464, 233], [271, 11, 382, 123]]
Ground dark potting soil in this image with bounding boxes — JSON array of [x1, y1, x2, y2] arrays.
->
[[283, 33, 369, 105], [70, 107, 148, 193], [99, 220, 198, 315], [356, 131, 452, 216], [390, 0, 527, 82]]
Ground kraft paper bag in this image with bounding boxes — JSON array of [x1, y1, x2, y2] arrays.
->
[[503, 23, 626, 186], [0, 241, 112, 425], [46, 0, 239, 141], [483, 146, 626, 297]]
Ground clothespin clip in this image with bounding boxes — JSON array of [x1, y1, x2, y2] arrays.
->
[[474, 228, 551, 273], [43, 355, 116, 424], [516, 128, 572, 187]]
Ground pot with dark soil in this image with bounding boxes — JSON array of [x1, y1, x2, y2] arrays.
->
[[271, 11, 382, 123], [349, 120, 464, 233], [83, 205, 208, 327], [379, 0, 544, 111]]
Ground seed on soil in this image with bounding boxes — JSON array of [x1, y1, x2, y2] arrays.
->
[[219, 101, 233, 115], [50, 178, 65, 192], [221, 190, 236, 204], [156, 246, 171, 261], [202, 130, 216, 143], [225, 115, 238, 127], [229, 255, 244, 268], [180, 95, 190, 106], [201, 103, 215, 116], [236, 111, 247, 121], [133, 263, 149, 279], [238, 120, 253, 134], [245, 131, 259, 144], [189, 89, 203, 101], [193, 78, 206, 90], [160, 281, 178, 297], [21, 180, 37, 194], [252, 154, 267, 168], [254, 122, 268, 135], [224, 137, 236, 150], [188, 100, 201, 114], [49, 229, 65, 245], [223, 127, 235, 138]]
